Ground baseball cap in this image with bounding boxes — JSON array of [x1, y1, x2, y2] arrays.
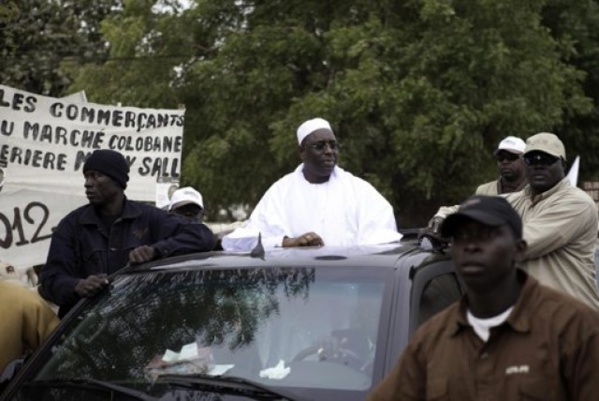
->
[[296, 118, 333, 145], [493, 136, 526, 155], [524, 132, 566, 160], [440, 195, 522, 239], [168, 187, 204, 211]]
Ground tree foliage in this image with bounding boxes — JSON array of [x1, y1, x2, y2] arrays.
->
[[0, 0, 119, 96], [12, 0, 599, 226]]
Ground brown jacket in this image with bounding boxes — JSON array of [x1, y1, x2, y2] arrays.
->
[[367, 272, 599, 401]]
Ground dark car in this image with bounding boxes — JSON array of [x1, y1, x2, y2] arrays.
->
[[1, 237, 462, 401]]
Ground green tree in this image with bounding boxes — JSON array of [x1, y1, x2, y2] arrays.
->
[[66, 0, 598, 226], [182, 0, 591, 225], [0, 0, 119, 96], [69, 0, 194, 107], [541, 0, 599, 178]]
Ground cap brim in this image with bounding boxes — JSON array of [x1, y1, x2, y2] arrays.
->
[[170, 200, 203, 210], [493, 148, 523, 156], [440, 211, 505, 238], [523, 147, 564, 160]]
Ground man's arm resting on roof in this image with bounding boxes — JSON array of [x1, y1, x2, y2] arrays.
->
[[282, 232, 324, 247], [150, 211, 216, 257], [221, 225, 287, 251], [521, 198, 598, 260], [418, 205, 460, 242], [434, 205, 460, 221]]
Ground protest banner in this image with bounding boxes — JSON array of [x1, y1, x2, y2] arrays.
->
[[0, 84, 184, 200], [0, 189, 86, 269], [0, 84, 185, 268]]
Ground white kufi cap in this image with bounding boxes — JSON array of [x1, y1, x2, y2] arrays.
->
[[296, 118, 333, 145]]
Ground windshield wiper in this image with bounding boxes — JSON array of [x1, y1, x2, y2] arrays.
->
[[24, 378, 158, 401], [156, 373, 311, 401]]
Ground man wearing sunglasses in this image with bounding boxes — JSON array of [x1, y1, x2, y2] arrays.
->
[[222, 117, 401, 251], [169, 186, 205, 223], [428, 133, 599, 310], [476, 136, 527, 196], [503, 132, 599, 310]]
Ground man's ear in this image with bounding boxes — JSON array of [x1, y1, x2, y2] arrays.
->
[[514, 239, 527, 263], [298, 145, 306, 161]]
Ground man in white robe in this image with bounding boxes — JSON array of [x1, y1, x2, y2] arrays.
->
[[222, 118, 402, 251]]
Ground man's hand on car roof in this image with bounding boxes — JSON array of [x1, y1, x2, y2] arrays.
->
[[418, 216, 449, 252]]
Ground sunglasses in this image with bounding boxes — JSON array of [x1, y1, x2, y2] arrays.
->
[[523, 153, 559, 166], [495, 152, 520, 162], [304, 140, 340, 151], [174, 204, 203, 218]]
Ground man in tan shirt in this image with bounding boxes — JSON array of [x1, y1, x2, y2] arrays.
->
[[369, 195, 599, 401], [0, 281, 59, 375], [476, 136, 527, 195], [428, 133, 599, 310]]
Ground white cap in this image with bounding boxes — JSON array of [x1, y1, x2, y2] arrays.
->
[[168, 187, 203, 210], [296, 118, 333, 145], [494, 136, 526, 155]]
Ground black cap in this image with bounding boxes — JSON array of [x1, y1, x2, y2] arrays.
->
[[440, 195, 522, 239]]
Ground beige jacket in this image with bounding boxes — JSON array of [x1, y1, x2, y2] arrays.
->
[[505, 179, 599, 310], [476, 177, 527, 196], [435, 178, 599, 310], [475, 180, 500, 196]]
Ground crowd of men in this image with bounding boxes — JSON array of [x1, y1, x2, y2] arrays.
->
[[2, 117, 599, 400]]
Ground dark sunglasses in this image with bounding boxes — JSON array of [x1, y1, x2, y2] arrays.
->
[[304, 140, 340, 151], [495, 152, 520, 162], [523, 153, 559, 166], [174, 205, 203, 218]]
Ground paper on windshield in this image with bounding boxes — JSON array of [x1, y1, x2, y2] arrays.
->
[[145, 341, 213, 380]]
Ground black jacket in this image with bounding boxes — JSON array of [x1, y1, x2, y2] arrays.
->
[[40, 199, 215, 317]]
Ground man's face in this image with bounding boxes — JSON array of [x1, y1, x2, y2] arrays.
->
[[173, 204, 204, 222], [450, 219, 525, 294], [84, 170, 122, 206], [523, 151, 564, 194], [495, 150, 524, 180], [299, 129, 338, 183]]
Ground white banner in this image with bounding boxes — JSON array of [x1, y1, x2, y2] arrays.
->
[[0, 84, 185, 268], [0, 84, 184, 200], [0, 189, 87, 269]]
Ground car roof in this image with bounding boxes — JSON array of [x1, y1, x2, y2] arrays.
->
[[122, 238, 450, 275]]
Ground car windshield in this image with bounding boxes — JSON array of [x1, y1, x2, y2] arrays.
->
[[31, 265, 391, 399]]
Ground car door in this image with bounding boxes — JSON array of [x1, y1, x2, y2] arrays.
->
[[377, 251, 463, 380], [408, 258, 463, 335]]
